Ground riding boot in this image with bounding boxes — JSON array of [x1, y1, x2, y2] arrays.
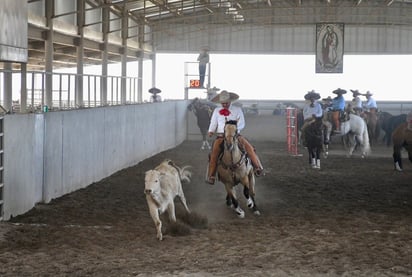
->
[[332, 111, 341, 134], [238, 136, 264, 177], [206, 137, 223, 184]]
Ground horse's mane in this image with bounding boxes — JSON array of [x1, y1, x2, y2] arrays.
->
[[226, 120, 238, 126]]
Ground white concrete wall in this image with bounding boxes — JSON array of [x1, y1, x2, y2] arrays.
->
[[3, 101, 188, 220]]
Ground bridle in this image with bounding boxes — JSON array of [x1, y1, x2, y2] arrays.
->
[[221, 122, 246, 171]]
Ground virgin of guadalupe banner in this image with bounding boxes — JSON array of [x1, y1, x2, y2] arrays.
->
[[316, 23, 344, 73]]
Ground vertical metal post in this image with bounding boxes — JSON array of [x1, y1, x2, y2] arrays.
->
[[2, 63, 12, 112], [20, 63, 27, 113], [0, 115, 4, 220], [286, 107, 299, 155], [59, 74, 62, 109]]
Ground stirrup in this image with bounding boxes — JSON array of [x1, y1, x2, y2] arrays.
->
[[206, 176, 216, 185], [254, 168, 264, 177]]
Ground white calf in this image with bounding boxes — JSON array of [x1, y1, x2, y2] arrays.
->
[[144, 159, 191, 241]]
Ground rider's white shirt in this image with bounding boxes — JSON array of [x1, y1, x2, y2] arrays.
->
[[303, 101, 323, 120], [363, 97, 377, 110], [208, 104, 245, 134], [352, 97, 363, 109]]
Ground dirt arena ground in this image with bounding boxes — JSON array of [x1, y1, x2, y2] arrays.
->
[[1, 140, 411, 276]]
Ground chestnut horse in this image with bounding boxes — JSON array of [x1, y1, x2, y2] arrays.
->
[[217, 120, 260, 218], [392, 122, 412, 171], [363, 111, 380, 145]]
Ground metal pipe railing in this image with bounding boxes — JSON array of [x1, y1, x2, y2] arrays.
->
[[0, 70, 140, 113]]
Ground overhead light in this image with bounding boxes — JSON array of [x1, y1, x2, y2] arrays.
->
[[386, 0, 395, 6], [218, 2, 231, 8], [226, 10, 238, 15], [225, 8, 238, 15]]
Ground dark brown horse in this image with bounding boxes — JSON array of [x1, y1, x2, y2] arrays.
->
[[303, 117, 325, 169], [392, 122, 412, 172], [188, 98, 216, 150], [379, 112, 407, 146]]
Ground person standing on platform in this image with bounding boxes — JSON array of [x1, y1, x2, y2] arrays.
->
[[197, 47, 209, 88]]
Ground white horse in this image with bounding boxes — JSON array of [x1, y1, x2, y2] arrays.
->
[[327, 113, 371, 158]]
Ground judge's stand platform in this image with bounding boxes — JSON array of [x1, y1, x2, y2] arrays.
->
[[184, 61, 213, 100]]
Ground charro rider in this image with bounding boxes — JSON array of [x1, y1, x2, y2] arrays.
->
[[350, 89, 363, 115], [148, 87, 162, 102], [206, 90, 264, 185], [362, 91, 378, 114], [300, 90, 323, 146], [330, 88, 347, 134]]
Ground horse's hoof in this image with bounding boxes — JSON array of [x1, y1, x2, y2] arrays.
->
[[254, 210, 261, 216], [395, 165, 403, 172], [247, 198, 254, 208], [237, 212, 245, 219], [234, 207, 245, 218]]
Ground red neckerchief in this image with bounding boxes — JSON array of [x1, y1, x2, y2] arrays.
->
[[219, 108, 231, 116]]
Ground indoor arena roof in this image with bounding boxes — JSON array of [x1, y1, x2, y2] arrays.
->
[[20, 0, 412, 70]]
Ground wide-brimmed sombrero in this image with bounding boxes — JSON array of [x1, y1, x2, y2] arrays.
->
[[332, 88, 347, 95], [148, 87, 161, 94], [304, 90, 321, 100], [350, 89, 362, 96], [211, 90, 239, 103], [363, 91, 373, 97], [322, 96, 332, 102]]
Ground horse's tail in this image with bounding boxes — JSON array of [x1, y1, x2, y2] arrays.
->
[[362, 120, 371, 155], [167, 160, 192, 183]]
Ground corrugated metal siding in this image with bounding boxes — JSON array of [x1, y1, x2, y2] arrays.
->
[[155, 24, 412, 54]]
